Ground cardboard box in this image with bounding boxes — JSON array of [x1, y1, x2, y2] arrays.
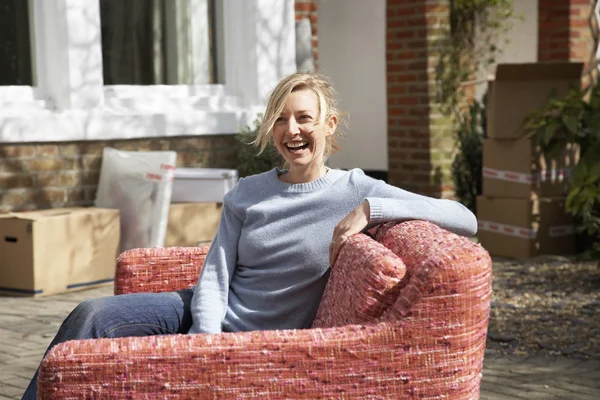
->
[[0, 207, 120, 297], [487, 62, 583, 139], [165, 202, 223, 247], [171, 168, 238, 203], [476, 196, 575, 259], [482, 138, 578, 198]]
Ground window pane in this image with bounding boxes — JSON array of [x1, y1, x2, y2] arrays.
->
[[100, 0, 216, 85], [0, 0, 33, 86]]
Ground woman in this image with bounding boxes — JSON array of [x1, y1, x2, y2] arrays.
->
[[22, 72, 476, 398]]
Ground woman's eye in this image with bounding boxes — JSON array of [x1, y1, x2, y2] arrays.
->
[[300, 115, 312, 120], [275, 117, 285, 123]]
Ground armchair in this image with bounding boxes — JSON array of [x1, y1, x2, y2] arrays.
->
[[38, 220, 492, 399]]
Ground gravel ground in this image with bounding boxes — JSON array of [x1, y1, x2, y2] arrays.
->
[[486, 255, 600, 359]]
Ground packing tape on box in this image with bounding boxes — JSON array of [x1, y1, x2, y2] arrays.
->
[[478, 220, 574, 239], [145, 163, 176, 182], [538, 168, 571, 182], [482, 167, 571, 184]]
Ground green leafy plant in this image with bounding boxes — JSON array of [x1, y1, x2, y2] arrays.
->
[[451, 93, 487, 213], [435, 0, 516, 113], [435, 0, 515, 212], [524, 82, 600, 259], [523, 86, 587, 155], [235, 115, 282, 178]]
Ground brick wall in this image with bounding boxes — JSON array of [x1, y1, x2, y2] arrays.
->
[[295, 0, 319, 68], [386, 0, 453, 198], [538, 0, 597, 67], [0, 137, 237, 212]]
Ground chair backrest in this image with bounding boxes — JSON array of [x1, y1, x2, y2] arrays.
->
[[312, 220, 492, 334]]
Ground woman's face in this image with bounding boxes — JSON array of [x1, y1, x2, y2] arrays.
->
[[272, 89, 336, 174]]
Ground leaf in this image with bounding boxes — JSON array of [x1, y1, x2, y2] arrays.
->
[[588, 113, 600, 134], [547, 141, 565, 159], [585, 162, 600, 185], [571, 163, 589, 187], [543, 123, 559, 146], [561, 115, 579, 134], [566, 186, 582, 212]]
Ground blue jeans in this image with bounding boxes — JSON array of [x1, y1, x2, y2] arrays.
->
[[21, 289, 194, 400]]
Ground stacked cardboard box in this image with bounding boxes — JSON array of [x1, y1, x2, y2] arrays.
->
[[165, 202, 222, 247], [165, 168, 235, 248], [0, 208, 120, 296], [477, 62, 582, 259]]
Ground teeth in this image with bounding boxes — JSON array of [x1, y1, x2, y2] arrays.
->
[[287, 142, 308, 148]]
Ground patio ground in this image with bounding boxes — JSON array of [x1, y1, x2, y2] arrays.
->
[[0, 256, 599, 399]]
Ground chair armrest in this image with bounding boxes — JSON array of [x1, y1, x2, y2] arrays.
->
[[374, 220, 493, 346], [312, 233, 407, 328], [114, 246, 209, 295], [38, 322, 483, 399]]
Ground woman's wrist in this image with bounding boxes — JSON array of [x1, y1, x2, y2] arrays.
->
[[362, 200, 371, 221]]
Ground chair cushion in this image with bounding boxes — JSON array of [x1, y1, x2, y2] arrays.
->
[[311, 233, 407, 328]]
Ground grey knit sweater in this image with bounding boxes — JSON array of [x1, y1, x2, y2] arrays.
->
[[188, 168, 477, 334]]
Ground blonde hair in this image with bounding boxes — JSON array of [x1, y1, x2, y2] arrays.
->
[[255, 72, 344, 157]]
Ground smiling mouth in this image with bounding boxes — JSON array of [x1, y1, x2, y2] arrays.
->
[[286, 141, 310, 152]]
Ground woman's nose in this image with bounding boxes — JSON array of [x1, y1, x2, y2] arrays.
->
[[286, 118, 300, 136]]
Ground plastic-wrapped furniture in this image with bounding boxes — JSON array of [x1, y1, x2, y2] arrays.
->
[[38, 220, 492, 399]]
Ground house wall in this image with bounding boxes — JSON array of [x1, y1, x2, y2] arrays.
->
[[385, 0, 597, 199], [317, 0, 388, 174], [475, 0, 539, 101], [0, 137, 237, 212], [0, 1, 305, 213], [295, 0, 319, 68], [386, 0, 454, 198], [538, 0, 596, 65], [2, 0, 597, 212]]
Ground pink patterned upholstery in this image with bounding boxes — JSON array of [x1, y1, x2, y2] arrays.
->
[[38, 221, 492, 399], [312, 233, 407, 327], [114, 246, 209, 295]]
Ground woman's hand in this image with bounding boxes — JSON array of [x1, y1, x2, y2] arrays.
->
[[329, 200, 370, 266]]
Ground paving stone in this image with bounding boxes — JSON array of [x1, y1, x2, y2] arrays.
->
[[0, 375, 29, 392], [482, 355, 600, 399], [0, 384, 23, 398]]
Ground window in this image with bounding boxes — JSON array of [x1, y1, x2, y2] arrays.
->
[[0, 0, 296, 143], [0, 0, 33, 85], [100, 0, 216, 85]]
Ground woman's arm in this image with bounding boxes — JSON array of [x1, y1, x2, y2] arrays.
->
[[188, 189, 244, 334], [364, 195, 477, 237], [329, 170, 477, 265]]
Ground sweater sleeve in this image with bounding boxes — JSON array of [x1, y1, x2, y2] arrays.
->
[[354, 170, 478, 237], [188, 188, 244, 334]]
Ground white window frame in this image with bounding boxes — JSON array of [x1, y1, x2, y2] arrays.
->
[[0, 0, 296, 143]]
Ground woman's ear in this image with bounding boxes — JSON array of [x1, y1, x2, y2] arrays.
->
[[326, 115, 338, 136]]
